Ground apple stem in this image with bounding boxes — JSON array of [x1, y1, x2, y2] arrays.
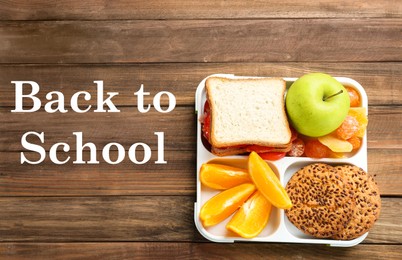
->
[[323, 90, 343, 101]]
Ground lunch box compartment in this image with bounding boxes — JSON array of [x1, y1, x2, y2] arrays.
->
[[199, 157, 282, 239]]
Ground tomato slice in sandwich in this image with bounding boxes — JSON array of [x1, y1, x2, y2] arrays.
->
[[202, 101, 211, 141], [246, 145, 286, 160], [245, 145, 276, 153], [258, 152, 286, 161], [202, 113, 211, 141], [203, 100, 210, 114]]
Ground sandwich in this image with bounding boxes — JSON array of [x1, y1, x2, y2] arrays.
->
[[201, 76, 292, 156]]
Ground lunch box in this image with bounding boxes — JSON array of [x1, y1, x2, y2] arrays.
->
[[194, 74, 368, 247]]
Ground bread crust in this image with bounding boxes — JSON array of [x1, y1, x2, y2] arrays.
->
[[205, 76, 291, 150]]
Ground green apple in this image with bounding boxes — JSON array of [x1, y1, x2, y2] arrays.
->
[[285, 73, 350, 137]]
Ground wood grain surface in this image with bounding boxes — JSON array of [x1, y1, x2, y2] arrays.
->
[[1, 0, 401, 259], [0, 0, 401, 20], [1, 243, 401, 260], [0, 197, 400, 243], [1, 19, 401, 63]]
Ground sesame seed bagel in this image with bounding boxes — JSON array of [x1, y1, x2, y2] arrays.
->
[[285, 163, 355, 238], [332, 165, 381, 240]]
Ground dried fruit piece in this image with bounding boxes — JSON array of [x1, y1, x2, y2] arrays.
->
[[318, 134, 353, 153], [304, 139, 331, 158], [330, 152, 347, 159], [248, 152, 292, 209], [287, 138, 305, 157], [200, 163, 251, 190], [335, 115, 359, 140], [346, 87, 360, 107], [348, 107, 368, 138], [200, 183, 256, 227], [347, 136, 362, 150], [226, 191, 272, 238]]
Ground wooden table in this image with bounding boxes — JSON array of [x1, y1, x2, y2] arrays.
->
[[1, 1, 401, 259]]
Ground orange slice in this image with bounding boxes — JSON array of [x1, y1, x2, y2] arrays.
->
[[226, 191, 272, 238], [200, 163, 251, 190], [200, 183, 256, 227], [248, 152, 292, 209]]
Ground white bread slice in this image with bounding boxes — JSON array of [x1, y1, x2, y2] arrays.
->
[[206, 77, 291, 148]]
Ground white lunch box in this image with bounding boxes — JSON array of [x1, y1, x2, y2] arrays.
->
[[194, 74, 368, 247]]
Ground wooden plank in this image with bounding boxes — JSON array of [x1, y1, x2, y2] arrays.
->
[[1, 19, 401, 63], [0, 0, 400, 20], [0, 148, 400, 196], [0, 151, 196, 196], [1, 243, 401, 260], [0, 196, 199, 242], [1, 106, 402, 152], [367, 149, 402, 196], [1, 63, 401, 106], [0, 196, 399, 243], [367, 106, 402, 149]]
